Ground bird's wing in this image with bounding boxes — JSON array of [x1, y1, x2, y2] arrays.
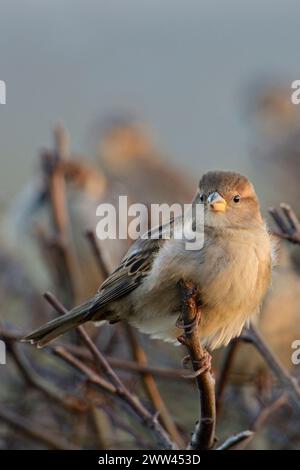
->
[[92, 217, 177, 310]]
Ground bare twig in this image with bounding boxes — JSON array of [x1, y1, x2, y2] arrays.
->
[[44, 291, 177, 450], [124, 324, 184, 447], [237, 394, 288, 450], [42, 128, 83, 302], [243, 325, 300, 411], [216, 339, 240, 415], [252, 393, 288, 432], [1, 325, 87, 413], [53, 345, 117, 394], [0, 326, 187, 380], [86, 230, 110, 279], [269, 204, 300, 244], [179, 280, 216, 450], [216, 430, 253, 450], [7, 341, 87, 413], [53, 345, 176, 449], [105, 408, 153, 449], [63, 343, 187, 380], [88, 403, 112, 450], [86, 229, 184, 446]]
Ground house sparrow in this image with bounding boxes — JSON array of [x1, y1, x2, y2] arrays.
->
[[98, 119, 195, 206], [23, 171, 274, 350]]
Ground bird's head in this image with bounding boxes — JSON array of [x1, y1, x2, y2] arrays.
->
[[195, 171, 263, 229]]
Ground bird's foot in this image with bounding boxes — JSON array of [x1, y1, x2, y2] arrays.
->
[[176, 307, 201, 335], [181, 349, 212, 379], [176, 334, 187, 346]]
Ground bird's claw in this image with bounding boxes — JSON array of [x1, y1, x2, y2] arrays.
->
[[176, 308, 201, 335], [181, 349, 212, 379]]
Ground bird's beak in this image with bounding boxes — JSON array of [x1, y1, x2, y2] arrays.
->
[[207, 192, 227, 212]]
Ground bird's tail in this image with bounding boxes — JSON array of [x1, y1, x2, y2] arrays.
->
[[22, 298, 98, 348]]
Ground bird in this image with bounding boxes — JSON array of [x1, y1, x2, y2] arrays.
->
[[98, 119, 195, 206], [23, 171, 274, 352]]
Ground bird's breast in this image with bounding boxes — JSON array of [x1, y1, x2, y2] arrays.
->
[[128, 229, 272, 346], [197, 230, 272, 333]]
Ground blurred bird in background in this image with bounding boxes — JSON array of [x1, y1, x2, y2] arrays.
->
[[98, 117, 195, 206], [247, 81, 300, 211], [243, 81, 300, 367]]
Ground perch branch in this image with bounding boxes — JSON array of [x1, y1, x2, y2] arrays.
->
[[179, 280, 216, 450]]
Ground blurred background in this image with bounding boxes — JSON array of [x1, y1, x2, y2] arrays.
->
[[0, 0, 300, 203], [1, 0, 300, 451]]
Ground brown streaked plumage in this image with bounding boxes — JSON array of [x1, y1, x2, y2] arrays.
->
[[23, 171, 274, 350]]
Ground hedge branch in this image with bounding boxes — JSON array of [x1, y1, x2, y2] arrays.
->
[[269, 204, 300, 244], [216, 430, 253, 450], [179, 280, 216, 450], [242, 325, 300, 411], [44, 291, 177, 450]]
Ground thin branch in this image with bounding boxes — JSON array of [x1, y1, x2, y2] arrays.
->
[[179, 280, 216, 450], [216, 430, 253, 450], [237, 394, 288, 450], [88, 403, 112, 450], [252, 394, 288, 432], [269, 204, 300, 244], [86, 196, 184, 447], [216, 339, 240, 415], [105, 408, 153, 449], [242, 324, 300, 411], [42, 131, 83, 302], [1, 326, 187, 380], [7, 341, 87, 413], [44, 291, 177, 450], [63, 343, 187, 380], [124, 323, 185, 447], [86, 230, 110, 278], [1, 326, 87, 413], [86, 228, 184, 445], [53, 345, 117, 394]]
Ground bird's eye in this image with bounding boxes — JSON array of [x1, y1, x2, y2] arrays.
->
[[199, 193, 205, 203], [233, 195, 241, 203]]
